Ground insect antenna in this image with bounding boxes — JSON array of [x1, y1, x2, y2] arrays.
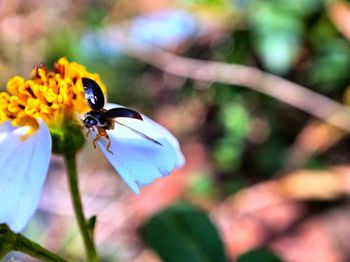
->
[[114, 120, 163, 146]]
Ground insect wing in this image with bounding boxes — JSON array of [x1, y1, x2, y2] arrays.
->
[[95, 115, 184, 194], [115, 120, 162, 146], [82, 78, 105, 110], [105, 107, 143, 120]]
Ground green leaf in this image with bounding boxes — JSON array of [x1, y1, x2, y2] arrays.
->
[[250, 2, 304, 74], [141, 202, 228, 262], [310, 38, 350, 89], [237, 248, 284, 262]]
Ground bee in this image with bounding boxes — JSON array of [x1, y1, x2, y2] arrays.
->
[[82, 77, 162, 154]]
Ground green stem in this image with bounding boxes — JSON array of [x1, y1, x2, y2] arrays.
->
[[0, 224, 68, 262], [15, 233, 69, 262], [63, 153, 99, 262]]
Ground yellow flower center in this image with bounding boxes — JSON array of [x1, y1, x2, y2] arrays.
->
[[0, 58, 106, 132]]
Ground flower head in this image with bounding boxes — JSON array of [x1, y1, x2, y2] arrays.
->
[[0, 58, 106, 132], [0, 58, 184, 232]]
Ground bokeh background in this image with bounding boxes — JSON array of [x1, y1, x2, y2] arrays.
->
[[2, 0, 350, 261]]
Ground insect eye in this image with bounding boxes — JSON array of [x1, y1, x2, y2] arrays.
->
[[89, 119, 97, 125], [82, 78, 105, 111], [83, 115, 98, 127]]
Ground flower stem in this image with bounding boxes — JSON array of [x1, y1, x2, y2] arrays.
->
[[15, 233, 69, 262], [0, 224, 68, 262], [64, 153, 99, 262]]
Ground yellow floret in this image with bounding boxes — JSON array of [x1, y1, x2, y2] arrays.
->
[[0, 57, 107, 133]]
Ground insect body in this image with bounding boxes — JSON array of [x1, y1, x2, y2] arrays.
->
[[82, 78, 161, 154]]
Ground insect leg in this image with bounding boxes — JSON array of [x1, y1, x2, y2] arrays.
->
[[92, 133, 100, 149], [94, 127, 113, 154], [85, 128, 91, 137]]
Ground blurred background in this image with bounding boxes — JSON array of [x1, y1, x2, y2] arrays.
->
[[2, 0, 350, 261]]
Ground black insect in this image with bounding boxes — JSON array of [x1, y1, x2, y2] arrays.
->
[[82, 77, 162, 153]]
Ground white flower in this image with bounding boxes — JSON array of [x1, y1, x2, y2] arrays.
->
[[0, 120, 51, 232], [0, 108, 184, 232]]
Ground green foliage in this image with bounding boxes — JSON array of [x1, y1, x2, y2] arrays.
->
[[223, 31, 251, 64], [237, 248, 284, 262], [268, 0, 320, 16], [305, 14, 350, 91], [141, 202, 228, 262], [250, 1, 304, 74], [213, 97, 251, 172], [45, 30, 79, 66], [189, 173, 216, 198], [82, 5, 109, 28], [311, 39, 350, 89]]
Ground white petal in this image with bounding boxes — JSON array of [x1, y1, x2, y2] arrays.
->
[[0, 120, 52, 232], [0, 120, 15, 132], [95, 103, 185, 194]]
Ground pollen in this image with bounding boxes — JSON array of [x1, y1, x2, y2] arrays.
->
[[0, 58, 107, 132]]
